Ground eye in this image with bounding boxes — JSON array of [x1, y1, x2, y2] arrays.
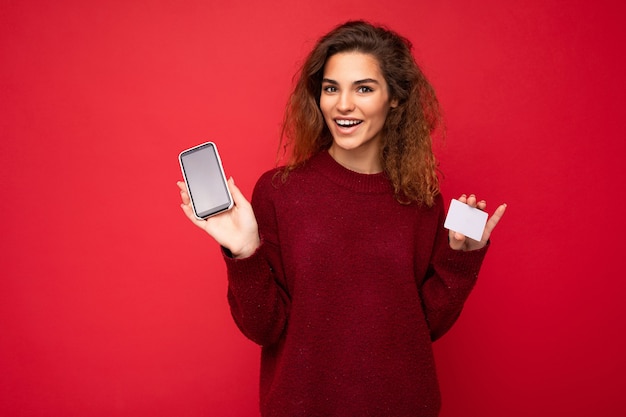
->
[[322, 85, 337, 93], [357, 86, 374, 93]]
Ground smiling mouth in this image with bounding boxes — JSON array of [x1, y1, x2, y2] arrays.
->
[[335, 119, 363, 127]]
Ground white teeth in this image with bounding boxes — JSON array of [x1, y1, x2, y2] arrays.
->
[[336, 119, 362, 126]]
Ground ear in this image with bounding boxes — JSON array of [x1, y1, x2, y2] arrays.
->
[[390, 97, 399, 108]]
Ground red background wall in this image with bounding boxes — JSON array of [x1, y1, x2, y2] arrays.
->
[[2, 1, 624, 416]]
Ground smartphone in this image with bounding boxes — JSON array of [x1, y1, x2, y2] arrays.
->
[[178, 142, 233, 219]]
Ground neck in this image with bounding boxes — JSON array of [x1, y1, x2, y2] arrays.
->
[[328, 144, 382, 174]]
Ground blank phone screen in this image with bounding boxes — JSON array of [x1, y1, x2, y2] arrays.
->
[[180, 143, 232, 218]]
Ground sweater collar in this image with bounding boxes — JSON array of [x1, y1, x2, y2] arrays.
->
[[309, 151, 393, 194]]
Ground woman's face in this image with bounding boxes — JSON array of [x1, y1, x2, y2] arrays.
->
[[320, 51, 397, 173]]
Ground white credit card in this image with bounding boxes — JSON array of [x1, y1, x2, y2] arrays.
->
[[444, 199, 488, 241]]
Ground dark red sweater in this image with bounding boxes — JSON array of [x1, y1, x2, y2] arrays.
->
[[224, 151, 488, 417]]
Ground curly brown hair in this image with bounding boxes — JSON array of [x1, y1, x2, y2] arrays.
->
[[279, 20, 442, 206]]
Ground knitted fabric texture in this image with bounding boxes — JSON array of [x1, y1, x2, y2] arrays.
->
[[224, 151, 488, 417]]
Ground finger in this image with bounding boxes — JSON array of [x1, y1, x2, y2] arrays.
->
[[466, 194, 477, 207], [180, 202, 212, 231], [483, 203, 507, 240], [179, 199, 199, 222], [457, 194, 467, 204], [448, 229, 466, 250], [227, 177, 251, 208], [477, 200, 487, 211], [176, 182, 206, 227], [177, 181, 192, 205]]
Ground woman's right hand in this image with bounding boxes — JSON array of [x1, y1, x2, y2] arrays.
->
[[177, 178, 261, 258]]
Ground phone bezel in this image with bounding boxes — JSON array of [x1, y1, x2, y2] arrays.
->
[[178, 141, 233, 219]]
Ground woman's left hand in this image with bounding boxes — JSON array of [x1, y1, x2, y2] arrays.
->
[[449, 194, 507, 251]]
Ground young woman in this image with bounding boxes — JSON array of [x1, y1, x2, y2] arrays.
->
[[178, 20, 506, 417]]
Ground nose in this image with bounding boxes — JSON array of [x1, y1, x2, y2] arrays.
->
[[337, 91, 355, 113]]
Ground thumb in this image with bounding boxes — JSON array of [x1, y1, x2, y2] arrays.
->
[[227, 177, 250, 208], [448, 230, 466, 250]]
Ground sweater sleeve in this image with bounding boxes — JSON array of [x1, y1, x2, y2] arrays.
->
[[419, 197, 488, 341], [224, 171, 290, 347]]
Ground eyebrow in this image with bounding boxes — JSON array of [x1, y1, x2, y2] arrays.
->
[[322, 78, 381, 86]]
